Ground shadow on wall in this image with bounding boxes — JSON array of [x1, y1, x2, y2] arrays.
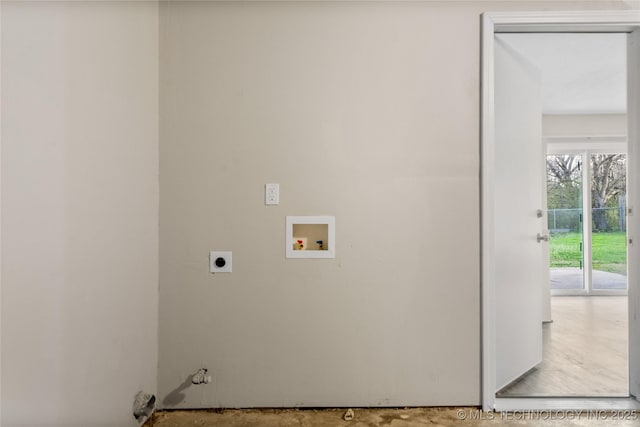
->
[[163, 368, 212, 406], [162, 376, 194, 406]]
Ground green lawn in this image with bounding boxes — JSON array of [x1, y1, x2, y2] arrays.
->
[[549, 231, 627, 275]]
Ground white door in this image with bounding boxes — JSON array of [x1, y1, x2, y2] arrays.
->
[[494, 36, 544, 391]]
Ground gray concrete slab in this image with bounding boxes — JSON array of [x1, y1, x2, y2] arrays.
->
[[550, 268, 626, 290]]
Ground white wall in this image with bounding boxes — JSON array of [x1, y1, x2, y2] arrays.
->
[[1, 2, 159, 426], [158, 0, 630, 409], [543, 113, 628, 137], [159, 0, 479, 408]]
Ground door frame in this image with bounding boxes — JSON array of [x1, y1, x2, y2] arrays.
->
[[481, 10, 640, 411]]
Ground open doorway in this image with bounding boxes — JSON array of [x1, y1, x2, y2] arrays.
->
[[481, 11, 640, 411], [494, 32, 629, 398]]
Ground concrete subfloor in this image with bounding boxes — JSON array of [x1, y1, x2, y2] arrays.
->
[[550, 268, 626, 290], [150, 407, 640, 426]]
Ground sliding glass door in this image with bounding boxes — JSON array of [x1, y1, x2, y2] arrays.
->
[[591, 154, 627, 291], [547, 154, 585, 291], [547, 151, 627, 295]]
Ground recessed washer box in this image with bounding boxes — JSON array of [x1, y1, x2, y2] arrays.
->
[[286, 216, 335, 259], [210, 251, 232, 273]]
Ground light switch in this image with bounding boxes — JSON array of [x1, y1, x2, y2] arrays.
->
[[265, 183, 279, 205]]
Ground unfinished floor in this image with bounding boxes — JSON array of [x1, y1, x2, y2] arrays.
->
[[149, 408, 640, 426], [498, 296, 628, 397]]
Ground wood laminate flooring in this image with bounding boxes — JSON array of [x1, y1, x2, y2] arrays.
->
[[498, 296, 628, 397]]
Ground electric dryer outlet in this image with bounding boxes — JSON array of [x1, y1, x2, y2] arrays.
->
[[210, 251, 232, 273]]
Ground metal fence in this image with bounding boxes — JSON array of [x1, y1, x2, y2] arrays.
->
[[548, 206, 626, 233]]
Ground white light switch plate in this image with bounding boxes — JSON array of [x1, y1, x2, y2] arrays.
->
[[265, 183, 279, 205], [210, 251, 232, 273]]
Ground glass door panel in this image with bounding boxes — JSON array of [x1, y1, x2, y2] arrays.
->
[[547, 154, 584, 290], [591, 154, 627, 291]]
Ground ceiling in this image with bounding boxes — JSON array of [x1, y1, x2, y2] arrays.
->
[[496, 33, 627, 115]]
